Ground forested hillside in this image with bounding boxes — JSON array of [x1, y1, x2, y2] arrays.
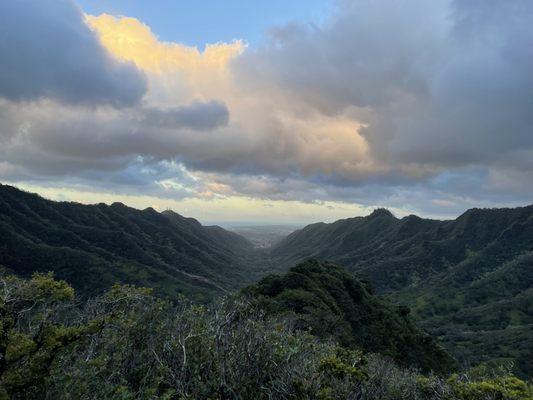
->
[[2, 272, 531, 399], [1, 184, 531, 378], [0, 184, 255, 301], [270, 207, 533, 376], [244, 260, 456, 374]]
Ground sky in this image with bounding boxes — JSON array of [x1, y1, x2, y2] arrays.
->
[[0, 0, 532, 224], [76, 0, 334, 46]]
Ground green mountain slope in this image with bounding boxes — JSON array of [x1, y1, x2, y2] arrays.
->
[[270, 208, 533, 376], [1, 183, 531, 376], [244, 260, 456, 374], [0, 184, 255, 301]]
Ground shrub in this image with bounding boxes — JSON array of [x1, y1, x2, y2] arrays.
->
[[2, 272, 532, 400]]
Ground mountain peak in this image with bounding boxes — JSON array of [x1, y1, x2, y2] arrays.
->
[[110, 202, 127, 208], [368, 208, 394, 219], [162, 209, 202, 227]]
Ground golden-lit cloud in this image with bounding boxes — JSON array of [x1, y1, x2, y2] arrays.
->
[[87, 14, 243, 73], [86, 14, 243, 104], [85, 12, 376, 182]]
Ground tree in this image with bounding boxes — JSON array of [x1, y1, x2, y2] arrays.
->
[[0, 273, 102, 399]]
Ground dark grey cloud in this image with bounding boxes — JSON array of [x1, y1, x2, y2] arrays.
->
[[0, 0, 146, 106], [237, 0, 533, 174], [237, 0, 449, 112], [142, 101, 229, 131], [0, 100, 230, 174], [388, 0, 533, 165]]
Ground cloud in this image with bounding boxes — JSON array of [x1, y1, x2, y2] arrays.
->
[[0, 0, 146, 106], [86, 14, 244, 105], [238, 0, 449, 112], [237, 0, 533, 174], [0, 99, 229, 170], [85, 14, 378, 182], [1, 1, 532, 219], [0, 11, 239, 201], [2, 12, 375, 181], [142, 101, 229, 131]]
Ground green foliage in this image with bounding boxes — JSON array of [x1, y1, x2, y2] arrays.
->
[[2, 183, 532, 381], [246, 260, 457, 374], [271, 206, 533, 377], [448, 371, 533, 400], [1, 273, 532, 400], [22, 272, 75, 302], [0, 273, 103, 399], [0, 184, 256, 302], [450, 376, 532, 400]]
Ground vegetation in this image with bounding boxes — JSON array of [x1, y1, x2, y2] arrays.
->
[[244, 260, 456, 374], [1, 184, 531, 380], [271, 207, 533, 377], [2, 273, 531, 400], [0, 184, 256, 302]]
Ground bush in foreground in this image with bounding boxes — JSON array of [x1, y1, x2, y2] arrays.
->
[[1, 273, 531, 399]]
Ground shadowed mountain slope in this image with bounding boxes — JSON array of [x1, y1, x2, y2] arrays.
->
[[0, 184, 255, 301], [1, 183, 531, 376], [270, 207, 533, 376], [244, 260, 457, 374]]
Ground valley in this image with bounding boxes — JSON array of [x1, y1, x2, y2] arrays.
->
[[1, 184, 531, 378]]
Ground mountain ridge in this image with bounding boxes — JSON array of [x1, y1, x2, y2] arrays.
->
[[1, 183, 531, 376], [0, 183, 256, 301], [269, 205, 533, 376], [244, 259, 457, 374]]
